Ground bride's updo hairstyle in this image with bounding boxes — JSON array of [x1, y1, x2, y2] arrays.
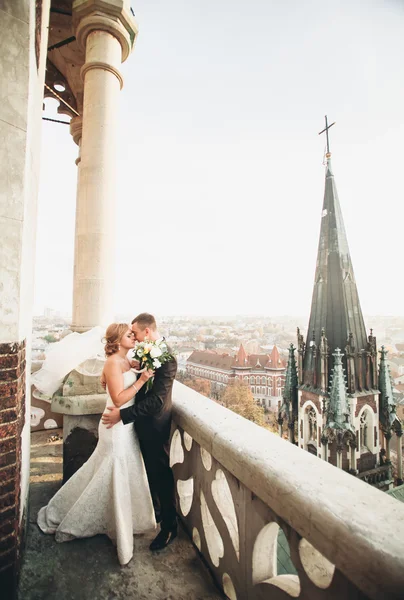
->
[[104, 323, 129, 357]]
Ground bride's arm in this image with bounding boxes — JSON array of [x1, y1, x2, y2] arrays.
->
[[104, 360, 151, 408]]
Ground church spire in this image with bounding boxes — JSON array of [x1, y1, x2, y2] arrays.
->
[[326, 349, 354, 433], [302, 126, 368, 391], [279, 344, 298, 422], [378, 346, 399, 432]]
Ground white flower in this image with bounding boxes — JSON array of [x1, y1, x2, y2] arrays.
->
[[150, 346, 163, 359], [153, 359, 162, 369], [137, 349, 143, 357]]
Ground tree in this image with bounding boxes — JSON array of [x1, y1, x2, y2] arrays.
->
[[177, 372, 211, 398], [43, 334, 57, 343], [219, 381, 266, 426]]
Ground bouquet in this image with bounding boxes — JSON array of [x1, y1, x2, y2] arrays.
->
[[133, 338, 174, 391]]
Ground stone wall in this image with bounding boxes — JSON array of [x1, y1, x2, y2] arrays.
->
[[171, 381, 404, 600], [0, 341, 26, 590], [0, 0, 50, 595]]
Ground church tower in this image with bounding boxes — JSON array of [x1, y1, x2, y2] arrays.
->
[[296, 118, 381, 475]]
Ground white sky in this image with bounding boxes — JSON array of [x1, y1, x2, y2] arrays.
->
[[35, 0, 404, 318]]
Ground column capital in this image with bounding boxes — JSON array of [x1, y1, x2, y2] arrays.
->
[[73, 0, 138, 61], [70, 116, 83, 146]]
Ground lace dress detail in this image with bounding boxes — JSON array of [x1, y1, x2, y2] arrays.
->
[[37, 370, 156, 565]]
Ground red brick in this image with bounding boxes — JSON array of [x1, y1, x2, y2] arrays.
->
[[355, 395, 377, 417], [0, 481, 14, 498], [0, 355, 19, 370], [0, 397, 18, 410], [0, 409, 17, 425], [0, 452, 16, 469], [0, 367, 22, 382], [0, 383, 18, 399], [0, 507, 17, 522], [0, 343, 21, 355], [0, 466, 16, 484], [0, 341, 25, 354], [0, 520, 14, 536], [0, 423, 17, 439], [0, 494, 14, 511], [0, 438, 16, 455]]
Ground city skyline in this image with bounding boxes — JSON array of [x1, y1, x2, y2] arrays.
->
[[34, 0, 404, 318]]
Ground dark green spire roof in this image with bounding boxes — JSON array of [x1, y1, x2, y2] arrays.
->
[[378, 346, 400, 431], [303, 158, 368, 389], [280, 344, 298, 421]]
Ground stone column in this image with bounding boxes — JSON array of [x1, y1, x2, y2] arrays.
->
[[350, 441, 357, 473], [385, 432, 392, 463], [55, 2, 138, 481], [277, 416, 283, 438], [71, 1, 138, 332], [321, 435, 328, 461], [336, 448, 343, 469], [288, 421, 295, 444]]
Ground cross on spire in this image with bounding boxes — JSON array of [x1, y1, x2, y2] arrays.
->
[[318, 115, 335, 157]]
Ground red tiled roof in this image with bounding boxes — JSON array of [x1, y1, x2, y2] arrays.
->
[[187, 344, 286, 372], [187, 350, 235, 370]]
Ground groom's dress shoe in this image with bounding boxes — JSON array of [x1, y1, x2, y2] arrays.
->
[[149, 528, 177, 551]]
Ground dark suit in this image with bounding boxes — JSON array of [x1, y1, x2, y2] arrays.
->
[[120, 355, 177, 532]]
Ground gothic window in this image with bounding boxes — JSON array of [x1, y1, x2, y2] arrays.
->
[[360, 411, 370, 451], [250, 376, 255, 384], [307, 407, 317, 442], [251, 386, 255, 394], [261, 376, 266, 385]]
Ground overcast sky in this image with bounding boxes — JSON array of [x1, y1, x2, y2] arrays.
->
[[35, 0, 404, 318]]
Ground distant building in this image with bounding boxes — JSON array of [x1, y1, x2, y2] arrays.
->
[[186, 344, 286, 409]]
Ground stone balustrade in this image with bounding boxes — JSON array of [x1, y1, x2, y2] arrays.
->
[[357, 464, 392, 489], [170, 382, 404, 600]]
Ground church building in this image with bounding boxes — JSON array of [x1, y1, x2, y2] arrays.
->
[[278, 121, 402, 488]]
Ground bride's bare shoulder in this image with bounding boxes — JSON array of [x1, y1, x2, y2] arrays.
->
[[104, 355, 121, 371]]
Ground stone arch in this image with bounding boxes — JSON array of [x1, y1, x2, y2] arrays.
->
[[301, 400, 320, 452], [357, 404, 376, 454]]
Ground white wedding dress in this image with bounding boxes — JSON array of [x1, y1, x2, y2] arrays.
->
[[37, 370, 156, 565]]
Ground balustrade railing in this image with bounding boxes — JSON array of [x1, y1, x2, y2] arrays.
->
[[170, 382, 404, 600], [357, 464, 392, 488]]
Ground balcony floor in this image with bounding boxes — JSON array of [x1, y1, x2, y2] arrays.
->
[[18, 430, 223, 600]]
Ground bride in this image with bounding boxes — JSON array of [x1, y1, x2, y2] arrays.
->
[[37, 323, 156, 565]]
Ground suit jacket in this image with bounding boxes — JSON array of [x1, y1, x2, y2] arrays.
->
[[120, 354, 177, 443]]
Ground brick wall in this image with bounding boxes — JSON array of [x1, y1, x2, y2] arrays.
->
[[300, 391, 322, 412], [0, 341, 26, 596], [355, 395, 377, 417]]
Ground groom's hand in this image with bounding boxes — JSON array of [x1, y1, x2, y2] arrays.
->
[[102, 406, 121, 428]]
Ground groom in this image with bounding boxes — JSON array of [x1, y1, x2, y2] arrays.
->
[[102, 313, 178, 551]]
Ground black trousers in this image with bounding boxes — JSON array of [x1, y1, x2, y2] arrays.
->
[[139, 438, 177, 532]]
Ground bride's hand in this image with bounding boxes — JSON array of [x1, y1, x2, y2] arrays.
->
[[140, 369, 154, 383], [130, 360, 140, 369]]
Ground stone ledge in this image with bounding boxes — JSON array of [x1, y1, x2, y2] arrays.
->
[[51, 393, 107, 416], [172, 381, 404, 600]]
